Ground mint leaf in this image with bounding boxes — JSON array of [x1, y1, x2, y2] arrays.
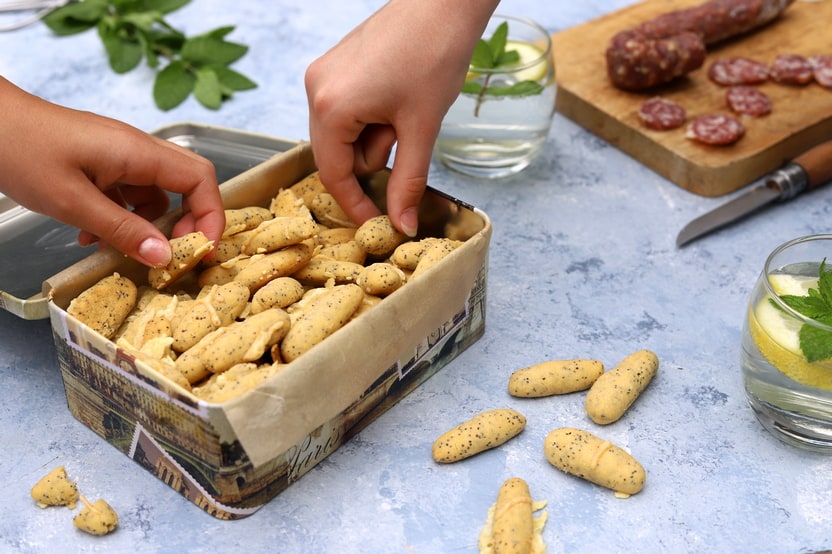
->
[[799, 316, 832, 363], [43, 0, 108, 35], [119, 10, 165, 32], [495, 50, 520, 67], [779, 294, 831, 320], [819, 259, 832, 305], [43, 1, 255, 111], [98, 21, 144, 73], [470, 40, 494, 69], [213, 66, 258, 91], [181, 27, 247, 66], [140, 0, 190, 13], [487, 21, 508, 65], [777, 260, 832, 362], [485, 80, 544, 97], [193, 67, 222, 109], [153, 60, 194, 110]]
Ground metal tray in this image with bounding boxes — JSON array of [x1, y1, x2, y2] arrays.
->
[[0, 123, 297, 319]]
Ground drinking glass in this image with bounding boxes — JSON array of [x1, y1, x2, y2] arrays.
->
[[434, 14, 556, 178], [741, 234, 832, 451]]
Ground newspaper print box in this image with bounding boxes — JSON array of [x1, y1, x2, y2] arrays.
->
[[43, 142, 491, 520]]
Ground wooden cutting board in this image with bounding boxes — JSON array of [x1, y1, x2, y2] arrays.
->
[[551, 0, 832, 197]]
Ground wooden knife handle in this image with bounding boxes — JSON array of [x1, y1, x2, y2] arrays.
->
[[794, 139, 832, 190]]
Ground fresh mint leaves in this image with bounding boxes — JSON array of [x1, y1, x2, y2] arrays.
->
[[461, 21, 544, 117], [776, 259, 832, 363], [43, 0, 256, 110]]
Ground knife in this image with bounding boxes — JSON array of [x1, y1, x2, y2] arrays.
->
[[676, 139, 832, 247]]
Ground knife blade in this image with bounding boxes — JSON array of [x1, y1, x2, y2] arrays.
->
[[676, 139, 832, 247]]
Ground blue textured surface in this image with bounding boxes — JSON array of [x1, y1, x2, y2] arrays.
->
[[1, 1, 831, 552]]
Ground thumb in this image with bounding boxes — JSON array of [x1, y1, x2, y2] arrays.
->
[[384, 136, 435, 238]]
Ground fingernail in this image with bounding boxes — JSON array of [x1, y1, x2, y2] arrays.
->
[[138, 237, 171, 268], [401, 208, 418, 238]]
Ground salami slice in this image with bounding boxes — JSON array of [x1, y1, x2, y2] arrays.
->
[[726, 86, 772, 117], [707, 57, 769, 85], [809, 55, 832, 89], [638, 97, 687, 130], [770, 54, 814, 85], [686, 114, 746, 145]]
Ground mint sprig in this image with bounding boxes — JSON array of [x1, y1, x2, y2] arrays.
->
[[461, 21, 544, 117], [776, 259, 832, 363], [43, 0, 256, 111]]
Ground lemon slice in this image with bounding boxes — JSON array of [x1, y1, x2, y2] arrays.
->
[[769, 273, 817, 296], [466, 40, 548, 83], [504, 40, 547, 82], [749, 274, 832, 390]]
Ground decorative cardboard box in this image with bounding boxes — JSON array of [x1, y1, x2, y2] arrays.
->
[[42, 141, 492, 519]]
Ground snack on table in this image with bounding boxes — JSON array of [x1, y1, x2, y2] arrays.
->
[[432, 408, 526, 463], [585, 349, 659, 425], [30, 466, 79, 509], [72, 496, 118, 536], [544, 427, 646, 497], [478, 477, 547, 554], [508, 359, 604, 398]]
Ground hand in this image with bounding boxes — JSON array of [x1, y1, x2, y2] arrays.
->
[[0, 77, 225, 268], [305, 0, 498, 236]]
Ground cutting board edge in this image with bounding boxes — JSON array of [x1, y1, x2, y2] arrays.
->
[[558, 84, 832, 197]]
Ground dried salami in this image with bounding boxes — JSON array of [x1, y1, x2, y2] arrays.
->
[[707, 57, 769, 86], [770, 54, 814, 85], [606, 0, 795, 91], [686, 114, 746, 145], [726, 86, 772, 117], [638, 97, 687, 130], [809, 55, 832, 89]]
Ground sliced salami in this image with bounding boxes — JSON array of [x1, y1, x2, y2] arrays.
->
[[638, 97, 687, 130], [707, 57, 769, 85], [770, 54, 814, 85], [726, 86, 772, 117], [809, 55, 832, 89], [686, 114, 746, 145]]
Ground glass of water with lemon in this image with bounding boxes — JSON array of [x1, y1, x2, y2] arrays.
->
[[741, 234, 832, 451], [434, 14, 556, 178]]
